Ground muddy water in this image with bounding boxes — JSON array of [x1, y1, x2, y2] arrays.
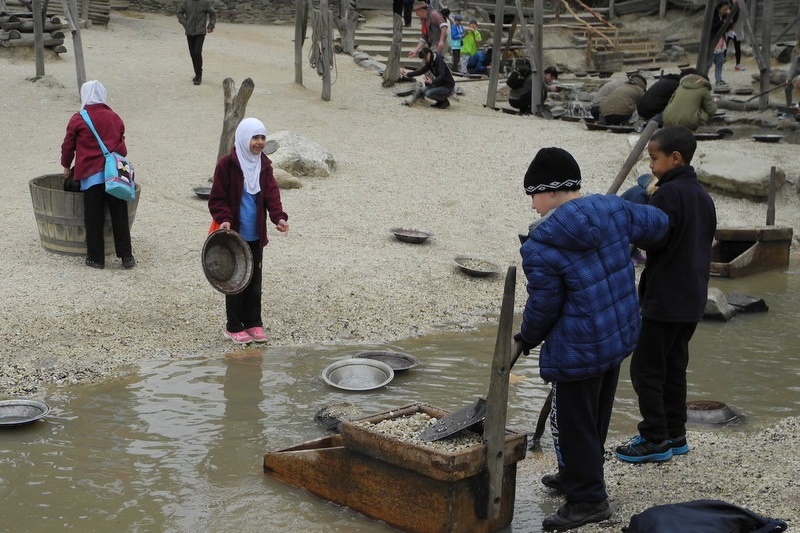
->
[[2, 263, 799, 532]]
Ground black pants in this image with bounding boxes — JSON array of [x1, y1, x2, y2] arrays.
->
[[403, 0, 413, 25], [726, 34, 741, 64], [83, 182, 132, 262], [509, 93, 533, 115], [550, 365, 620, 503], [601, 113, 632, 125], [186, 34, 206, 79], [631, 318, 698, 443], [225, 240, 263, 332]]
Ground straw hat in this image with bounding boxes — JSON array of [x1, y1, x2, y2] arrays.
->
[[202, 229, 254, 294]]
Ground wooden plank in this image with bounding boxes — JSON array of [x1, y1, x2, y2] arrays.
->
[[482, 266, 515, 520]]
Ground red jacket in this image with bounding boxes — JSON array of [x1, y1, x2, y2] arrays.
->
[[61, 104, 127, 181], [208, 148, 288, 248]]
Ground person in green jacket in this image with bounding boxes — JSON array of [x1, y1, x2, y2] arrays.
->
[[661, 72, 716, 130], [459, 19, 482, 74], [178, 0, 216, 86]]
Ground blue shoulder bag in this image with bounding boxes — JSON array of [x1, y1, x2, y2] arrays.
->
[[79, 109, 136, 202]]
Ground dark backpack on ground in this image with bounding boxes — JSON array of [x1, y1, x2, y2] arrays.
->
[[624, 500, 787, 533]]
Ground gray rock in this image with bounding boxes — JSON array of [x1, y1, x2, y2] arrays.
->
[[267, 131, 336, 177], [704, 287, 737, 321], [695, 149, 786, 199], [726, 293, 769, 313], [273, 167, 303, 189]]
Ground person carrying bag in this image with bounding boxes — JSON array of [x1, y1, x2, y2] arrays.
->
[[60, 80, 136, 269]]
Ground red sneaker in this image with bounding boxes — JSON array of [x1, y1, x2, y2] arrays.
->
[[245, 326, 269, 343], [224, 329, 252, 344]]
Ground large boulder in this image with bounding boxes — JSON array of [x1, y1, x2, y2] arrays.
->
[[694, 149, 785, 199], [267, 131, 336, 177]]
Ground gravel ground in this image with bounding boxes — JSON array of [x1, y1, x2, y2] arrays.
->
[[1, 10, 798, 531]]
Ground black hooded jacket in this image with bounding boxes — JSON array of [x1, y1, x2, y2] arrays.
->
[[637, 74, 681, 120], [638, 165, 717, 322]]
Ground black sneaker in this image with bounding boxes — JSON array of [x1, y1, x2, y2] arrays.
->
[[122, 256, 136, 269], [439, 98, 450, 109], [670, 436, 690, 455], [542, 500, 611, 531], [615, 435, 672, 463], [193, 76, 201, 86], [430, 101, 443, 108], [85, 258, 104, 269], [541, 473, 563, 493]]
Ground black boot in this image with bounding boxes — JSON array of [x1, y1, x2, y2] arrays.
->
[[542, 500, 611, 531]]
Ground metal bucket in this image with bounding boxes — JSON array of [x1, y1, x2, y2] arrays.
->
[[28, 174, 141, 256]]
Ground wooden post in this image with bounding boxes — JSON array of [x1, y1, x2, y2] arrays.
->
[[80, 0, 89, 23], [32, 0, 45, 77], [659, 0, 667, 19], [532, 0, 544, 110], [695, 0, 716, 73], [606, 120, 660, 195], [759, 0, 773, 111], [608, 0, 615, 19], [484, 0, 506, 109], [294, 0, 304, 85], [382, 12, 404, 88], [336, 0, 357, 54], [766, 166, 776, 226], [61, 0, 86, 93], [482, 266, 515, 521], [321, 0, 333, 101], [513, 0, 536, 75], [216, 78, 255, 165]]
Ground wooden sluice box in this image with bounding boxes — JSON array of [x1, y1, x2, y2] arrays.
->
[[710, 226, 793, 278], [263, 402, 527, 533]]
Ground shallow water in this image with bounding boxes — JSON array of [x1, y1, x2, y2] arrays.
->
[[2, 262, 799, 532]]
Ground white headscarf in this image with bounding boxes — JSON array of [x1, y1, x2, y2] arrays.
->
[[234, 117, 268, 195], [80, 80, 108, 109]]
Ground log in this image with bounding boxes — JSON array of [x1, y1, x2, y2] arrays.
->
[[381, 13, 403, 88], [0, 29, 22, 38], [402, 82, 425, 106], [215, 77, 255, 165]]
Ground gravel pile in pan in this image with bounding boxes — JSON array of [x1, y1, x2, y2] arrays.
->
[[354, 412, 484, 452]]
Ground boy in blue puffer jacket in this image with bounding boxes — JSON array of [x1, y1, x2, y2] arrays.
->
[[514, 147, 669, 531]]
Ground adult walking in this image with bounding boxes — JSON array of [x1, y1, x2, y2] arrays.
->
[[178, 0, 216, 86], [61, 80, 135, 270]]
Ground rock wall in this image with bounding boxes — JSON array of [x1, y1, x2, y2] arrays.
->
[[129, 0, 297, 24]]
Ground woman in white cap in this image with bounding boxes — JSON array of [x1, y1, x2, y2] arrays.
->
[[61, 80, 135, 270]]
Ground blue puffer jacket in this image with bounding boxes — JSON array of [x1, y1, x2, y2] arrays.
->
[[519, 194, 669, 383]]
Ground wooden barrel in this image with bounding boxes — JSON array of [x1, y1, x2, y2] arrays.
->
[[28, 174, 141, 256]]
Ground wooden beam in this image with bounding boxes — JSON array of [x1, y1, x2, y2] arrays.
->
[[766, 166, 776, 226], [759, 0, 773, 110], [294, 0, 304, 85], [321, 0, 332, 101], [484, 0, 506, 109], [532, 0, 544, 109], [695, 0, 716, 73], [32, 0, 45, 77], [482, 266, 516, 521]]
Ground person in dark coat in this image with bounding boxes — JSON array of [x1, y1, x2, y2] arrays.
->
[[599, 73, 647, 125], [616, 126, 717, 464], [637, 73, 681, 124], [178, 0, 216, 85], [403, 47, 456, 108], [515, 148, 668, 531]]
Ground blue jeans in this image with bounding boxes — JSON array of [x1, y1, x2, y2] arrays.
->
[[424, 86, 452, 102], [710, 52, 725, 84]]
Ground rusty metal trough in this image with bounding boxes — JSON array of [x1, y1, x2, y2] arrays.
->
[[710, 226, 793, 278]]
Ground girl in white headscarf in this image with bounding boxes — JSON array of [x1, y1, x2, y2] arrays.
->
[[208, 118, 289, 345], [60, 80, 135, 270]]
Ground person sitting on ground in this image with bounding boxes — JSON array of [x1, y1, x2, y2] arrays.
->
[[507, 65, 559, 115], [599, 73, 647, 125], [466, 46, 491, 75], [402, 47, 456, 109], [661, 71, 715, 130], [637, 72, 683, 125], [589, 77, 628, 120]]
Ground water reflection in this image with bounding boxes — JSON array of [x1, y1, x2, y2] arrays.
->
[[1, 263, 799, 531]]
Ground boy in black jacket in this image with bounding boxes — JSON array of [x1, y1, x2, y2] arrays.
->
[[616, 126, 717, 463]]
